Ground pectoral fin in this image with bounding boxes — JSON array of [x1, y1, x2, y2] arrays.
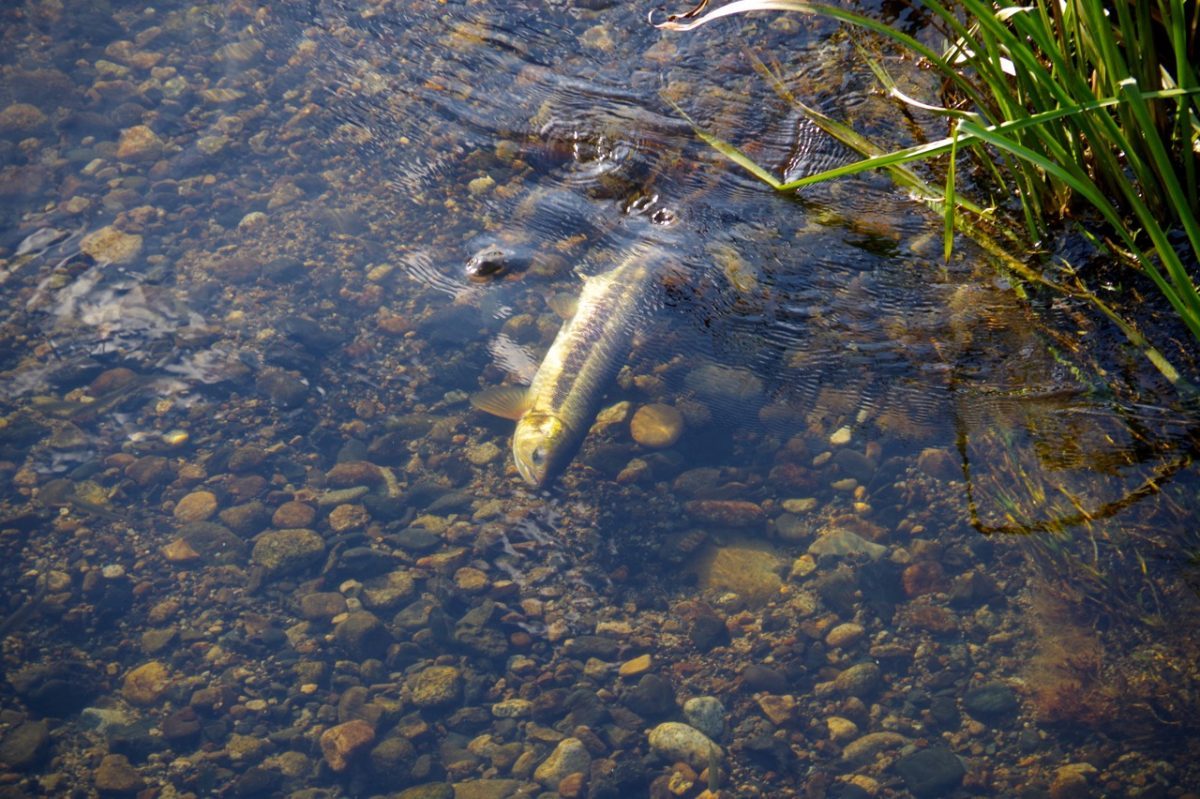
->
[[470, 386, 531, 421]]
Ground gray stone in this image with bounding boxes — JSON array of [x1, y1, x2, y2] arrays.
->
[[533, 737, 591, 787], [963, 681, 1018, 719], [683, 696, 726, 740], [333, 611, 391, 660], [0, 720, 49, 770], [894, 746, 965, 797], [647, 722, 721, 770]]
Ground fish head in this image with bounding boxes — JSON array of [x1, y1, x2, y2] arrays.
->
[[512, 412, 574, 487]]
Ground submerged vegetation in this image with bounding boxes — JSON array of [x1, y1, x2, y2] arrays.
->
[[657, 0, 1200, 380]]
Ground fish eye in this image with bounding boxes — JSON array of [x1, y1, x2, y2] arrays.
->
[[531, 448, 544, 464]]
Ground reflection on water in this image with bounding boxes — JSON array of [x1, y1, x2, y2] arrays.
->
[[1, 0, 1199, 797]]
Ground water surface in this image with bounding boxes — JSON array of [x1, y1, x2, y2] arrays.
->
[[1, 1, 1198, 797]]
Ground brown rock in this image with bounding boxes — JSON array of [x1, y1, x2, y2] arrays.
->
[[629, 403, 684, 448], [0, 103, 49, 137], [902, 560, 948, 597], [94, 753, 145, 796], [122, 661, 170, 705], [320, 719, 375, 772], [326, 460, 384, 487], [684, 500, 765, 528], [126, 455, 173, 487], [916, 447, 959, 481], [272, 500, 316, 529], [116, 124, 163, 162], [756, 693, 796, 725], [161, 537, 201, 564], [174, 490, 218, 522], [299, 591, 348, 621], [328, 503, 370, 532], [80, 225, 143, 265]]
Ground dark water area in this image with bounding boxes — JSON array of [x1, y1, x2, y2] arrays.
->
[[2, 1, 1199, 798]]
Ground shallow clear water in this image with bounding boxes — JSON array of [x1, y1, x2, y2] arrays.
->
[[1, 1, 1199, 797]]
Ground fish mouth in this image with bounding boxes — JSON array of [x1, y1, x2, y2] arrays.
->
[[512, 413, 575, 488]]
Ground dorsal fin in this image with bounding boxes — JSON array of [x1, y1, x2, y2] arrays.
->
[[470, 386, 531, 421]]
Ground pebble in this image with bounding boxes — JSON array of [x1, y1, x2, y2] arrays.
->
[[825, 622, 866, 649], [491, 699, 533, 719], [829, 426, 852, 445], [618, 654, 652, 678], [273, 500, 316, 528], [647, 722, 721, 770], [781, 497, 818, 513], [328, 503, 370, 532], [409, 665, 462, 708], [161, 537, 201, 564], [466, 440, 502, 465], [825, 716, 858, 742], [121, 661, 170, 705], [832, 662, 881, 698], [630, 403, 684, 448], [333, 611, 391, 660], [901, 560, 947, 597], [756, 693, 796, 725], [0, 720, 50, 770], [916, 447, 958, 481], [94, 753, 145, 796], [840, 731, 908, 763], [1049, 763, 1098, 799], [116, 125, 163, 162], [80, 225, 143, 264], [173, 490, 218, 522], [682, 696, 725, 740], [251, 528, 325, 576], [326, 460, 384, 487], [256, 368, 308, 408], [0, 103, 49, 137], [808, 528, 886, 560], [894, 745, 965, 797], [962, 681, 1018, 719], [694, 542, 783, 603], [533, 737, 591, 788], [360, 570, 417, 610], [684, 499, 765, 528], [320, 719, 376, 772]]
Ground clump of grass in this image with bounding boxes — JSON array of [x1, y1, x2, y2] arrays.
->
[[657, 0, 1200, 382]]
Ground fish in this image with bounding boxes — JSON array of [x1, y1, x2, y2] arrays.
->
[[472, 244, 664, 487]]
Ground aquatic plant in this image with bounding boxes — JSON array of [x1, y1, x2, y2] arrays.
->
[[655, 0, 1200, 383]]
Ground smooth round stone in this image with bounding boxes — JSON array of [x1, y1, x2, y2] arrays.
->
[[272, 501, 316, 529], [682, 696, 725, 740], [962, 681, 1018, 719], [894, 746, 965, 797], [333, 611, 390, 661], [491, 699, 533, 719], [647, 722, 721, 769], [825, 622, 866, 649], [173, 490, 218, 522], [832, 662, 881, 698], [630, 403, 684, 448], [299, 591, 348, 621], [533, 737, 591, 788], [826, 716, 859, 742], [0, 720, 50, 770], [841, 731, 908, 763]]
